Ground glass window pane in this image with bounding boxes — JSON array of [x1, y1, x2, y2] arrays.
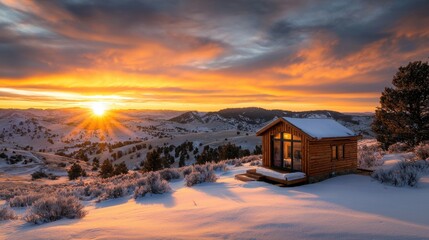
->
[[273, 140, 281, 167], [274, 133, 281, 139], [293, 141, 302, 171], [293, 135, 301, 141], [283, 133, 291, 140], [338, 145, 344, 159], [331, 146, 337, 159], [283, 141, 292, 169]]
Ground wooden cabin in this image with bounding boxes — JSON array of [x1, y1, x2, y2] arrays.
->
[[255, 117, 360, 183]]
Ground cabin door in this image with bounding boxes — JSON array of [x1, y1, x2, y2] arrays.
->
[[271, 133, 303, 171]]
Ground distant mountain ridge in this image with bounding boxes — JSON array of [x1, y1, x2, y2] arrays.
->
[[169, 107, 374, 137], [169, 107, 363, 124]]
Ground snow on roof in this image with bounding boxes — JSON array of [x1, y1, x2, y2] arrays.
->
[[283, 117, 356, 139]]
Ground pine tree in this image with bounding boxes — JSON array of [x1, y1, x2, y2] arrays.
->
[[113, 161, 129, 175], [142, 150, 162, 172], [92, 157, 99, 171], [179, 154, 185, 167], [99, 159, 114, 178], [372, 61, 429, 149], [253, 145, 262, 155], [68, 163, 85, 180]]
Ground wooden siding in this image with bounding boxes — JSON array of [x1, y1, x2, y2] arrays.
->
[[308, 139, 357, 177], [260, 120, 358, 179]]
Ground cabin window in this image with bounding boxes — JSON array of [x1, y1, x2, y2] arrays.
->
[[293, 141, 302, 171], [283, 141, 292, 169], [331, 144, 345, 160], [271, 132, 302, 171], [331, 145, 337, 160], [293, 135, 301, 141], [273, 139, 282, 166], [338, 145, 344, 159], [282, 133, 292, 140]]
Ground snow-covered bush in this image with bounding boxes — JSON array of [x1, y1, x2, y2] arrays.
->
[[224, 157, 242, 165], [372, 160, 429, 187], [159, 168, 181, 181], [73, 184, 103, 201], [31, 170, 58, 180], [224, 155, 261, 166], [211, 161, 227, 171], [240, 155, 261, 163], [179, 166, 193, 177], [358, 145, 384, 169], [414, 143, 429, 160], [99, 184, 126, 201], [234, 161, 243, 167], [0, 205, 17, 221], [388, 142, 409, 153], [9, 193, 44, 207], [250, 160, 262, 166], [185, 164, 218, 187], [134, 172, 171, 198], [24, 195, 86, 224]]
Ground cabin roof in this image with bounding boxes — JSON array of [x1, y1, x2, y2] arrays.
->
[[256, 117, 357, 139]]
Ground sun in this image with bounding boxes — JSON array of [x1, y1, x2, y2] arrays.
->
[[91, 102, 107, 116]]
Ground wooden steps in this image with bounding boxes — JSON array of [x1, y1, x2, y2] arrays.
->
[[235, 168, 307, 186], [235, 169, 266, 182], [235, 174, 257, 182], [245, 169, 265, 180]]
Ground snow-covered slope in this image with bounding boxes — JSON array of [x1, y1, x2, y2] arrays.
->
[[2, 167, 429, 240]]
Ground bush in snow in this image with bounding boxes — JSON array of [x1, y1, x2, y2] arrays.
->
[[250, 160, 262, 166], [24, 195, 86, 224], [71, 184, 103, 201], [159, 168, 181, 181], [240, 155, 261, 164], [179, 165, 193, 177], [414, 143, 429, 160], [358, 144, 384, 169], [31, 170, 59, 180], [0, 205, 17, 221], [211, 161, 227, 171], [31, 170, 48, 180], [9, 193, 44, 207], [98, 184, 126, 201], [134, 172, 171, 198], [185, 164, 218, 187], [388, 142, 410, 153], [372, 160, 429, 187], [234, 160, 243, 167]]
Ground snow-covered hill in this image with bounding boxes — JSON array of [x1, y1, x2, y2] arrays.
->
[[2, 166, 429, 240]]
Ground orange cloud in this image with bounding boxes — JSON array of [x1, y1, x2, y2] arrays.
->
[[1, 0, 428, 112]]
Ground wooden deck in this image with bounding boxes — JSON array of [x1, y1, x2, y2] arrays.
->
[[235, 168, 307, 186]]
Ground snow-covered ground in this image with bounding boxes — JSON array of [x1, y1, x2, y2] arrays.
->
[[2, 166, 428, 240]]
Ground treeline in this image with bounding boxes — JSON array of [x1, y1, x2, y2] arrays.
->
[[141, 142, 262, 172], [195, 143, 261, 164], [139, 141, 194, 171], [55, 140, 145, 162]]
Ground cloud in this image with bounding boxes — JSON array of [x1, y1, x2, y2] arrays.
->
[[0, 0, 428, 111]]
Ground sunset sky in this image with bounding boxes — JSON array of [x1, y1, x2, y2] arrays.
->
[[0, 0, 428, 112]]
